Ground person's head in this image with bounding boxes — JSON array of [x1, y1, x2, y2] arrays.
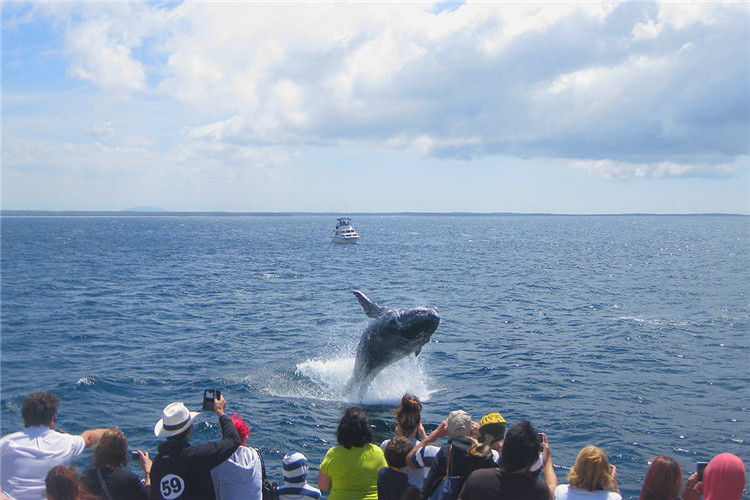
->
[[22, 392, 59, 428], [400, 486, 421, 500], [394, 394, 422, 436], [478, 412, 506, 447], [639, 456, 683, 500], [282, 452, 311, 484], [230, 414, 250, 446], [93, 428, 128, 469], [384, 436, 414, 469], [154, 402, 199, 441], [568, 445, 615, 492], [498, 420, 542, 472], [45, 466, 84, 500], [703, 453, 745, 500], [469, 412, 506, 458], [336, 406, 373, 449], [446, 410, 472, 438]]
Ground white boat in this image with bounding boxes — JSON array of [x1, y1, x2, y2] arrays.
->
[[332, 218, 359, 244]]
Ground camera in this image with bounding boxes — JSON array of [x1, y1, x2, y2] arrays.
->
[[696, 462, 708, 481], [202, 389, 221, 411], [537, 433, 545, 443], [131, 451, 140, 461]]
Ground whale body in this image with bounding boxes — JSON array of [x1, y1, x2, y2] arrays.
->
[[346, 290, 440, 397]]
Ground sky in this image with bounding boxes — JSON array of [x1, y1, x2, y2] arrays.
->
[[2, 1, 749, 214]]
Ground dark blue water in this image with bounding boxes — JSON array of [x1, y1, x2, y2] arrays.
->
[[2, 215, 748, 498]]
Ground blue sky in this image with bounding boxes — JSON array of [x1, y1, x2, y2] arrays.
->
[[2, 1, 749, 213]]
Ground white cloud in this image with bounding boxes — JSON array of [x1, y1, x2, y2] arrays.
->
[[9, 0, 750, 186], [631, 19, 663, 42], [89, 122, 115, 140], [570, 158, 747, 180], [65, 23, 146, 95], [28, 2, 170, 97]]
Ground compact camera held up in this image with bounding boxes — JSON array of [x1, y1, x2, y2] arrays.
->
[[202, 389, 221, 411]]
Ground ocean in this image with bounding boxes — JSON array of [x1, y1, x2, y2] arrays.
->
[[1, 214, 748, 498]]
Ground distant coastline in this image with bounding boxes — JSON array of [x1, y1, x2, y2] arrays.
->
[[1, 210, 747, 217]]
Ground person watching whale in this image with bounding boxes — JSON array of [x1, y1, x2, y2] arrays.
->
[[79, 427, 151, 499], [381, 394, 427, 488], [150, 394, 240, 500], [417, 410, 498, 500], [0, 391, 108, 500], [318, 406, 387, 500], [458, 420, 557, 500]]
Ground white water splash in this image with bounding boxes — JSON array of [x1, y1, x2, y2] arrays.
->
[[291, 354, 434, 405], [75, 377, 96, 386]]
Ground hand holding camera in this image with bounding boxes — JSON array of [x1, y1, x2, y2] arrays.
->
[[696, 461, 708, 481], [202, 389, 221, 411], [202, 389, 226, 416], [130, 450, 152, 474]]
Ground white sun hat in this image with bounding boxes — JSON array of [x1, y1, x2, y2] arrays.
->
[[154, 402, 200, 438]]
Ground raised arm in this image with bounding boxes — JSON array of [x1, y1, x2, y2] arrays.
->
[[540, 437, 557, 500], [682, 473, 703, 500], [80, 428, 108, 448], [406, 419, 448, 469], [610, 465, 619, 495]]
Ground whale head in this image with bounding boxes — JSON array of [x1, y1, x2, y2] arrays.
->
[[385, 307, 440, 348]]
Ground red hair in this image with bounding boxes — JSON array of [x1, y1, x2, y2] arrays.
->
[[230, 414, 250, 445], [45, 465, 93, 500], [639, 456, 682, 500]]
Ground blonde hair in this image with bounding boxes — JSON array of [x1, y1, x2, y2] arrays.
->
[[567, 446, 614, 491], [467, 434, 493, 459]]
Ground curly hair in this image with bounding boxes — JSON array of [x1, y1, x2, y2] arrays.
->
[[22, 392, 59, 428], [93, 428, 128, 469], [394, 394, 422, 436], [498, 420, 541, 472], [336, 406, 373, 449], [568, 446, 615, 491], [384, 435, 414, 468], [639, 456, 683, 500]]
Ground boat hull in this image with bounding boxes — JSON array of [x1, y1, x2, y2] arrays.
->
[[332, 235, 359, 244]]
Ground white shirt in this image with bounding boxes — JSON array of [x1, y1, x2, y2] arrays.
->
[[211, 445, 263, 500], [554, 484, 622, 500], [0, 426, 86, 500]]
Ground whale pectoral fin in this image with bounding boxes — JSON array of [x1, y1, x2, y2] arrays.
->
[[353, 290, 387, 318]]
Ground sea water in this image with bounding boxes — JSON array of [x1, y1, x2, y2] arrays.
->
[[1, 215, 748, 498]]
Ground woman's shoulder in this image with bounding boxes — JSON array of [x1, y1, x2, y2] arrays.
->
[[365, 442, 384, 453]]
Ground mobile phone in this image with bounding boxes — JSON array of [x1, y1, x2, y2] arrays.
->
[[131, 451, 140, 461], [202, 389, 221, 411], [696, 462, 708, 481], [538, 432, 546, 444]]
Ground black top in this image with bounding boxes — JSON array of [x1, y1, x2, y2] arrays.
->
[[80, 466, 150, 500], [422, 437, 498, 500], [377, 467, 410, 500], [150, 414, 241, 500], [458, 468, 550, 500]]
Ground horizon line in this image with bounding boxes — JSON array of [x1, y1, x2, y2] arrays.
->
[[1, 210, 748, 217]]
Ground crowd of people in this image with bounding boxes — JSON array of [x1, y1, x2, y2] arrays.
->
[[0, 391, 745, 500]]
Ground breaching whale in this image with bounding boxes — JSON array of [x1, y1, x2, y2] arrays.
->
[[346, 290, 440, 397]]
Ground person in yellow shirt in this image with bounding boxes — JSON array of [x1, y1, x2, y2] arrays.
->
[[318, 407, 387, 500]]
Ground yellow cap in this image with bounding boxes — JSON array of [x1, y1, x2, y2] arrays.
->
[[479, 412, 506, 426]]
